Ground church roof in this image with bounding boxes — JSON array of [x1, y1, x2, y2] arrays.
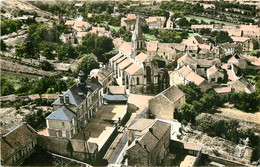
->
[[136, 52, 148, 63], [118, 58, 133, 69], [147, 40, 158, 52], [119, 42, 132, 55], [132, 17, 145, 41], [125, 62, 142, 75]]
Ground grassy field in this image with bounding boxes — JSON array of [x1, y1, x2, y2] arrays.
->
[[1, 72, 38, 90], [144, 34, 157, 41], [188, 33, 197, 38], [186, 15, 237, 26], [108, 25, 120, 31]]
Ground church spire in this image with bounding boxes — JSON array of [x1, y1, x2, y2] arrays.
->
[[131, 16, 145, 58]]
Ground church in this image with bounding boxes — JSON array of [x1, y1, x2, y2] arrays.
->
[[109, 17, 170, 94]]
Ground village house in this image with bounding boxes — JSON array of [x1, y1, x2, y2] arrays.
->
[[107, 86, 126, 95], [46, 106, 77, 138], [166, 17, 174, 29], [231, 77, 256, 93], [127, 120, 171, 166], [217, 43, 237, 58], [149, 85, 185, 120], [206, 65, 224, 83], [214, 87, 233, 95], [145, 16, 166, 29], [228, 54, 247, 69], [65, 20, 91, 32], [48, 71, 103, 138], [171, 65, 212, 92], [59, 32, 76, 44], [121, 14, 137, 31], [231, 36, 254, 52], [90, 66, 114, 93], [1, 124, 38, 166]]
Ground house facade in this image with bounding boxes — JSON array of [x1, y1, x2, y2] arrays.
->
[[49, 71, 103, 138]]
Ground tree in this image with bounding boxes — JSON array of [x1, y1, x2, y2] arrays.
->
[[80, 33, 114, 63], [1, 40, 7, 51], [216, 31, 233, 44], [178, 83, 202, 104], [1, 79, 15, 96], [15, 41, 36, 59], [181, 104, 197, 123], [41, 61, 54, 71], [189, 18, 199, 25], [177, 18, 191, 27], [77, 54, 99, 75]]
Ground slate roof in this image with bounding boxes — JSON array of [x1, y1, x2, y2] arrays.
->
[[1, 124, 38, 161], [52, 78, 102, 107], [46, 106, 76, 121]]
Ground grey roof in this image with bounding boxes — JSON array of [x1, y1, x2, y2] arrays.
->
[[46, 106, 76, 121], [161, 85, 185, 104], [104, 94, 128, 102], [52, 78, 102, 107]]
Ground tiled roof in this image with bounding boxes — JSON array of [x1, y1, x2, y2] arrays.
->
[[108, 86, 125, 95], [111, 53, 123, 61], [145, 16, 166, 23], [228, 55, 239, 63], [147, 40, 158, 52], [1, 124, 37, 161], [125, 62, 142, 75], [207, 65, 218, 76], [118, 58, 133, 69], [91, 67, 113, 81], [74, 3, 84, 7], [136, 52, 148, 63], [127, 14, 136, 20], [76, 32, 88, 38], [191, 24, 214, 29], [115, 56, 127, 64], [179, 66, 193, 77], [161, 85, 185, 104], [46, 106, 76, 121], [74, 21, 91, 28], [65, 20, 75, 26], [113, 38, 124, 50], [119, 42, 132, 55], [214, 87, 232, 94], [129, 121, 170, 153], [231, 36, 250, 43], [185, 70, 205, 86]]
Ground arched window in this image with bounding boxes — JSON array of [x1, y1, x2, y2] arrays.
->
[[126, 76, 129, 89], [137, 77, 140, 85], [146, 66, 151, 84]]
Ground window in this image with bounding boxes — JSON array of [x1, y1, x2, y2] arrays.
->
[[62, 122, 65, 126], [136, 77, 140, 85]]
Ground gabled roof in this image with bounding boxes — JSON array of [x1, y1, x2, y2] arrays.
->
[[1, 124, 37, 161], [128, 120, 170, 153], [125, 62, 142, 75], [119, 42, 132, 55], [214, 87, 232, 94], [46, 106, 76, 121], [160, 85, 185, 104], [111, 53, 123, 61], [231, 36, 250, 43], [207, 65, 218, 76], [91, 67, 113, 81], [136, 52, 148, 63], [179, 66, 205, 86], [118, 58, 133, 69]]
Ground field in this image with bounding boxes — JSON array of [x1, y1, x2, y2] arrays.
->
[[1, 72, 39, 90], [186, 15, 237, 26], [144, 33, 157, 41], [108, 25, 120, 31]]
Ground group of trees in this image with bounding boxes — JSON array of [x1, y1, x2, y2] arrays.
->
[[22, 108, 51, 129], [77, 33, 114, 63], [176, 83, 226, 123], [1, 18, 22, 36], [111, 27, 132, 42], [145, 29, 189, 43], [196, 114, 259, 148], [199, 30, 233, 44], [160, 1, 205, 15], [1, 75, 75, 96], [77, 54, 99, 75]]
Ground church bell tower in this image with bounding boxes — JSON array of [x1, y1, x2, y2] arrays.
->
[[131, 16, 145, 58]]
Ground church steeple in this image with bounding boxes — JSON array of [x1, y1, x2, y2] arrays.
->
[[131, 16, 145, 58]]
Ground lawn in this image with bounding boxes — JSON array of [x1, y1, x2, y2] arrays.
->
[[186, 15, 237, 26], [188, 33, 197, 38], [144, 33, 157, 41], [108, 25, 120, 31]]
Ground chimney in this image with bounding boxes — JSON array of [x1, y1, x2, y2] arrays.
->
[[60, 95, 64, 105], [65, 94, 69, 104], [149, 128, 153, 134]]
